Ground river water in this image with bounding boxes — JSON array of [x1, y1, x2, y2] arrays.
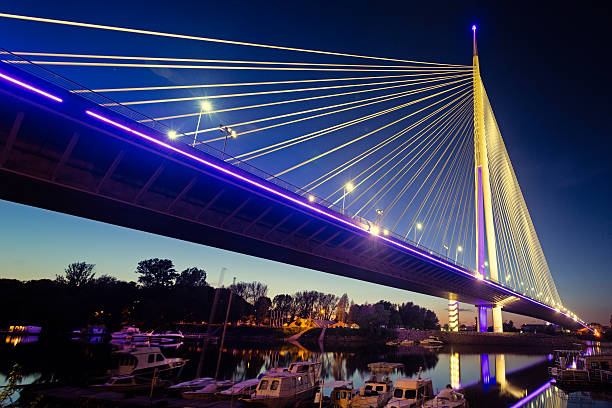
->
[[1, 334, 610, 407]]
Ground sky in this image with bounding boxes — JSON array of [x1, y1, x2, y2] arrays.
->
[[0, 1, 610, 326]]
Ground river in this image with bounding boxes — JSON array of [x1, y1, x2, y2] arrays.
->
[[1, 334, 610, 407]]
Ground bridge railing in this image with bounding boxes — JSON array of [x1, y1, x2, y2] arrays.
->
[[1, 49, 473, 273]]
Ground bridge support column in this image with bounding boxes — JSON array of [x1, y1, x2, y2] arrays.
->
[[448, 299, 459, 332], [476, 305, 490, 332], [492, 305, 503, 333]]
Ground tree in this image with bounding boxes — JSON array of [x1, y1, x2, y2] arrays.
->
[[272, 294, 294, 321], [335, 294, 349, 322], [56, 262, 96, 287], [235, 281, 268, 304], [175, 267, 207, 287], [254, 296, 272, 323], [135, 258, 177, 288], [316, 293, 338, 320], [294, 291, 319, 318]]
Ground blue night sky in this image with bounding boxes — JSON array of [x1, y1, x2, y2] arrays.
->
[[0, 1, 610, 325]]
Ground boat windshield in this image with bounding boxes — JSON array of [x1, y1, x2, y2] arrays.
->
[[404, 389, 417, 399]]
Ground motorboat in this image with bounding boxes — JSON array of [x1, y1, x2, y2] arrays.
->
[[110, 326, 142, 340], [243, 361, 322, 408], [422, 387, 468, 408], [549, 353, 612, 388], [419, 336, 444, 347], [90, 375, 170, 392], [353, 363, 402, 408], [313, 380, 354, 408], [384, 373, 433, 408], [8, 325, 41, 334], [168, 377, 214, 392], [217, 378, 260, 399], [182, 380, 233, 400], [151, 330, 184, 343], [109, 346, 187, 377]]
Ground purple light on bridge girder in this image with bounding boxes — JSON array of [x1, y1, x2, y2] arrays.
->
[[478, 305, 490, 332], [0, 71, 63, 102], [84, 109, 592, 332], [508, 381, 552, 408]]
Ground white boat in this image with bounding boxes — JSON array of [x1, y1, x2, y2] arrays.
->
[[314, 380, 354, 408], [422, 386, 468, 408], [217, 378, 260, 399], [353, 362, 402, 408], [243, 361, 322, 408], [420, 336, 444, 347], [109, 346, 187, 377], [110, 326, 142, 340], [384, 374, 434, 408], [182, 380, 234, 400], [169, 377, 215, 392], [151, 330, 184, 343], [90, 375, 169, 392]]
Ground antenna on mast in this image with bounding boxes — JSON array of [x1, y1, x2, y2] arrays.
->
[[472, 25, 478, 56]]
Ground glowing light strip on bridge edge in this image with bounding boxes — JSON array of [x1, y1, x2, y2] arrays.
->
[[81, 108, 592, 332], [0, 71, 63, 102], [507, 380, 552, 408]]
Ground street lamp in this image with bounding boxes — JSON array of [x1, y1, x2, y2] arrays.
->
[[414, 222, 423, 242], [342, 182, 354, 213], [443, 244, 449, 258], [219, 124, 237, 159], [167, 130, 178, 140], [375, 209, 384, 224], [193, 99, 212, 146], [455, 245, 462, 262]]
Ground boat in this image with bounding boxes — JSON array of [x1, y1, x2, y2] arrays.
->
[[419, 336, 444, 347], [109, 346, 187, 377], [217, 378, 260, 399], [549, 353, 612, 388], [353, 363, 402, 408], [422, 386, 468, 408], [168, 377, 215, 392], [243, 361, 322, 408], [151, 330, 184, 343], [90, 375, 170, 392], [182, 380, 234, 400], [110, 326, 142, 340], [312, 380, 354, 408], [8, 325, 41, 334], [385, 372, 434, 408]]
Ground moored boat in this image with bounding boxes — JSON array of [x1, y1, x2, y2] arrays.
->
[[422, 385, 468, 408], [90, 375, 170, 392], [169, 377, 215, 392], [109, 346, 187, 377], [217, 378, 260, 399], [243, 361, 322, 408], [353, 363, 402, 408], [384, 372, 434, 408], [182, 380, 234, 400]]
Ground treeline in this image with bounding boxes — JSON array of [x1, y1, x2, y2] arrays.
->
[[1, 259, 439, 332]]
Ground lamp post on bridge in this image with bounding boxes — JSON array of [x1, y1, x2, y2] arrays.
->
[[219, 124, 237, 159], [193, 100, 212, 147], [342, 182, 354, 214], [443, 244, 449, 259], [455, 245, 463, 263], [414, 222, 423, 243]]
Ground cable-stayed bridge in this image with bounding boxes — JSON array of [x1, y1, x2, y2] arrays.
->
[[0, 14, 592, 332]]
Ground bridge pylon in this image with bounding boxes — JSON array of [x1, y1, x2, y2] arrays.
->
[[472, 26, 503, 333]]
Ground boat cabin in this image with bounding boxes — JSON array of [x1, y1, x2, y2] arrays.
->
[[109, 346, 185, 376], [385, 378, 433, 408]]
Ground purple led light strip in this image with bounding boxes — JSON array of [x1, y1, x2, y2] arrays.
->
[[84, 110, 589, 330], [507, 380, 551, 408], [0, 71, 63, 102]]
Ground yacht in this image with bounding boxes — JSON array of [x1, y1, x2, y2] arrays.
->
[[419, 336, 444, 347], [243, 361, 322, 408], [422, 387, 467, 408], [384, 374, 433, 408], [549, 353, 612, 387], [109, 346, 187, 377]]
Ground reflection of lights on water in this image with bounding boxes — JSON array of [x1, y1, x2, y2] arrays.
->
[[450, 352, 461, 389]]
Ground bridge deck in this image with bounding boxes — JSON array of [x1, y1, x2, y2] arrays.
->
[[0, 61, 584, 330]]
